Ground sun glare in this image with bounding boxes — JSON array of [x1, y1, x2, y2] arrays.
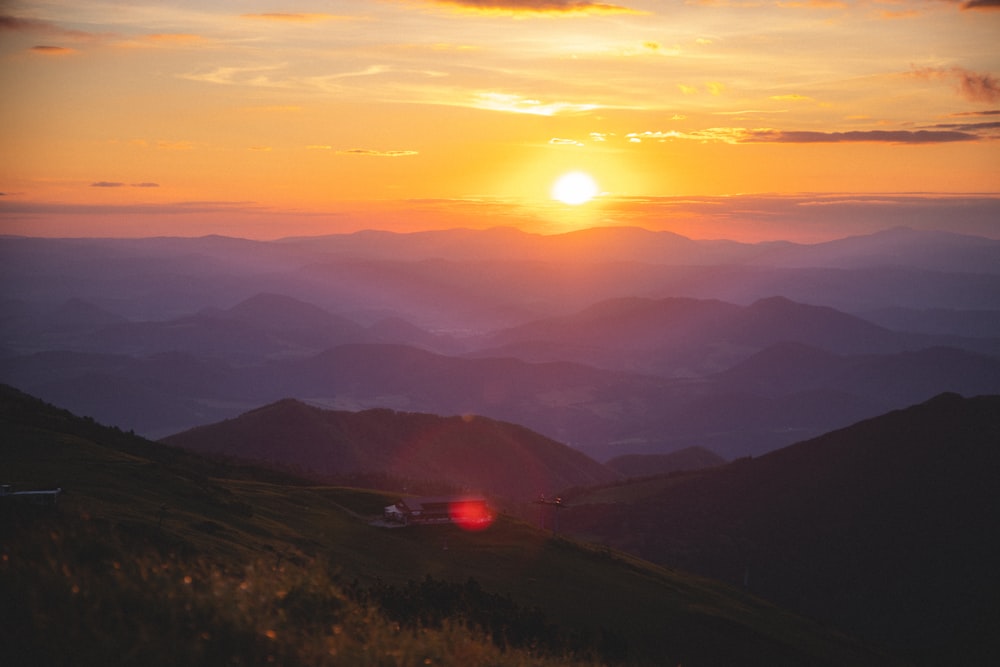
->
[[552, 171, 599, 206]]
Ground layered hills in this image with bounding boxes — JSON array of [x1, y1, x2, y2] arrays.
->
[[558, 393, 1000, 666], [2, 226, 999, 461], [1, 384, 895, 666]]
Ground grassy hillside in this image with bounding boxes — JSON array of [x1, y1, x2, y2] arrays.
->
[[0, 384, 895, 666], [560, 393, 1000, 665]]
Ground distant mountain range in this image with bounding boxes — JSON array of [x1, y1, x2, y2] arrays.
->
[[559, 392, 1000, 666], [2, 226, 999, 460]]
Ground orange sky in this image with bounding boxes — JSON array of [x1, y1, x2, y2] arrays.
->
[[1, 1, 998, 240]]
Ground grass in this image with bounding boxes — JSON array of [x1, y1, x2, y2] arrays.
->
[[3, 511, 590, 667], [1, 385, 897, 666]]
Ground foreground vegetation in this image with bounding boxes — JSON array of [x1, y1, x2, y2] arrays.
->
[[1, 385, 896, 665], [3, 509, 601, 667]]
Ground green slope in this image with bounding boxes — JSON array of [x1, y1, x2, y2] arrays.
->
[[1, 385, 896, 666]]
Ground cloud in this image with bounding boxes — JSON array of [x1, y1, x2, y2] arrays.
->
[[626, 130, 683, 143], [181, 64, 287, 87], [0, 14, 96, 39], [241, 13, 347, 22], [929, 120, 1000, 131], [337, 149, 419, 157], [473, 92, 598, 115], [770, 94, 814, 102], [416, 0, 642, 15], [954, 69, 1000, 103], [130, 33, 206, 48], [549, 137, 584, 146], [1, 15, 55, 32], [912, 66, 1000, 103], [777, 0, 847, 8], [948, 109, 1000, 117], [961, 0, 1000, 10], [744, 129, 979, 143], [30, 45, 75, 55], [620, 127, 982, 145], [90, 181, 161, 187]]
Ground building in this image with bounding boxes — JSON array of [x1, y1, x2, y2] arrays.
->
[[383, 495, 492, 527]]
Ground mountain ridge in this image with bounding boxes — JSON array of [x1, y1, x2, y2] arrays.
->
[[161, 398, 619, 501], [560, 392, 1000, 665]]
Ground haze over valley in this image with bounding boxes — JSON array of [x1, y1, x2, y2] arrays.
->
[[3, 226, 999, 463]]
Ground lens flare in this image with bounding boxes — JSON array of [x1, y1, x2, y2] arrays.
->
[[448, 498, 495, 532]]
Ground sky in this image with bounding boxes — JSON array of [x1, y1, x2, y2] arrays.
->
[[1, 0, 998, 240]]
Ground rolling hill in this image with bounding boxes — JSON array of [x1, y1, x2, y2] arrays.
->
[[558, 393, 1000, 666], [0, 384, 896, 666], [160, 398, 619, 502]]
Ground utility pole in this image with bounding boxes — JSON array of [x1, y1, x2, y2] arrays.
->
[[532, 495, 565, 534]]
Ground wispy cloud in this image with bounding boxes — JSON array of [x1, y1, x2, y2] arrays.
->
[[620, 126, 984, 145], [960, 0, 1000, 11], [30, 45, 75, 55], [180, 64, 288, 87], [954, 69, 1000, 103], [413, 1, 642, 15], [90, 181, 161, 187], [0, 14, 89, 38], [928, 120, 1000, 131], [745, 129, 979, 143], [337, 149, 420, 157], [911, 66, 1000, 104], [472, 91, 599, 115], [770, 93, 814, 102], [948, 109, 1000, 117], [241, 13, 350, 22]]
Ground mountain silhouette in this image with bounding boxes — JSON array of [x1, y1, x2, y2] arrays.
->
[[161, 398, 618, 501], [560, 393, 1000, 665]]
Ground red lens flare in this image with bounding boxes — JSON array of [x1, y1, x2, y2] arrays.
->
[[448, 498, 495, 532]]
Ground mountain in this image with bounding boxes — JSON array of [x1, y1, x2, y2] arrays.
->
[[605, 447, 726, 477], [479, 295, 914, 376], [1, 384, 895, 666], [5, 336, 999, 459], [0, 297, 128, 354], [719, 342, 1000, 404], [4, 231, 1000, 460], [759, 226, 1000, 274], [5, 230, 1000, 335], [79, 293, 373, 361], [858, 305, 1000, 338], [160, 398, 618, 501], [559, 393, 1000, 665]]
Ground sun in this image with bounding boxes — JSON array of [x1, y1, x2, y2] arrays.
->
[[551, 171, 599, 206]]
